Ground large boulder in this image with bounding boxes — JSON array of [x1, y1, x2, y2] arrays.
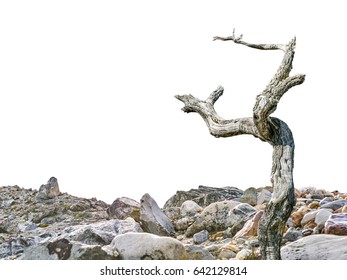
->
[[106, 197, 140, 220], [10, 219, 143, 260], [36, 177, 60, 200], [240, 187, 258, 206], [257, 188, 272, 205], [185, 200, 240, 237], [320, 199, 347, 211], [185, 201, 256, 237], [281, 234, 347, 260], [164, 186, 244, 208], [324, 213, 347, 235], [180, 200, 202, 217], [140, 193, 175, 236], [19, 238, 117, 260], [59, 218, 143, 245], [105, 232, 187, 260]]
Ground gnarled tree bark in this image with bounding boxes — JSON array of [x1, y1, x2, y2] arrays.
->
[[176, 30, 305, 260]]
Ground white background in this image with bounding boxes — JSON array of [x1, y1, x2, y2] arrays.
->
[[1, 0, 346, 207]]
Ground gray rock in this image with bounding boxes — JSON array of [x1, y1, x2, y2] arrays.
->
[[240, 187, 258, 206], [185, 245, 215, 260], [140, 193, 175, 236], [174, 217, 192, 231], [218, 250, 237, 259], [301, 210, 320, 226], [257, 189, 272, 205], [185, 202, 256, 238], [320, 199, 347, 211], [163, 207, 181, 220], [185, 200, 241, 237], [106, 232, 187, 260], [281, 234, 347, 260], [19, 238, 117, 260], [107, 197, 140, 220], [60, 219, 143, 245], [319, 197, 334, 206], [181, 200, 202, 217], [17, 221, 38, 232], [164, 186, 244, 208], [235, 249, 254, 260], [283, 227, 303, 242], [226, 203, 258, 237], [36, 177, 60, 200], [193, 230, 209, 244], [314, 209, 332, 228]]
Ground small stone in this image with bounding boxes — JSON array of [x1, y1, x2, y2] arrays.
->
[[17, 221, 38, 232], [249, 239, 260, 247], [218, 250, 236, 259], [185, 245, 214, 260], [301, 210, 320, 226], [302, 228, 313, 236], [308, 201, 320, 209], [193, 230, 209, 244], [314, 209, 332, 228], [283, 227, 303, 242], [341, 206, 347, 213], [290, 211, 306, 228], [294, 188, 301, 198], [235, 249, 255, 260], [220, 242, 240, 253], [163, 207, 181, 220], [174, 217, 192, 231]]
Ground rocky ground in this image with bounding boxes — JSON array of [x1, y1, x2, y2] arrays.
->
[[1, 177, 347, 260]]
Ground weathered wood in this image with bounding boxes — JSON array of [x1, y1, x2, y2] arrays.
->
[[176, 30, 305, 259]]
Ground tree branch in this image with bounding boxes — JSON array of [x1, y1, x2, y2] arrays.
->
[[175, 87, 261, 139], [213, 29, 286, 51]]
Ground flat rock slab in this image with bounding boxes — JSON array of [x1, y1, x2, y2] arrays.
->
[[281, 234, 347, 260]]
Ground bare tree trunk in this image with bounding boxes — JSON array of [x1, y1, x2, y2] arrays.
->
[[176, 30, 305, 259]]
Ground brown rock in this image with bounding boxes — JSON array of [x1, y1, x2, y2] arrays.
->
[[233, 211, 263, 238], [304, 220, 317, 229], [291, 211, 306, 228], [254, 204, 267, 211], [325, 213, 347, 235], [294, 188, 301, 198], [308, 201, 320, 209]]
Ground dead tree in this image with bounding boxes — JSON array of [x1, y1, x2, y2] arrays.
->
[[176, 30, 305, 260]]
